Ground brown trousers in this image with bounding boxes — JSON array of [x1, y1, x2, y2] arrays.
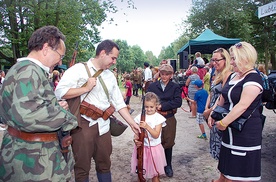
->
[[161, 116, 177, 149], [71, 117, 112, 182]]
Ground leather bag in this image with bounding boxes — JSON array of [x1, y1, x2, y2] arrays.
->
[[67, 96, 82, 131], [109, 115, 128, 136], [211, 105, 248, 132], [210, 105, 229, 121], [102, 104, 115, 120], [94, 68, 128, 136], [79, 100, 103, 120]]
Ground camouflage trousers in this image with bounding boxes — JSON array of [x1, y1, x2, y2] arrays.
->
[[0, 132, 74, 182]]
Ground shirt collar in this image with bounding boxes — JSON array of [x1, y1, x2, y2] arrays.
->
[[160, 80, 167, 91], [87, 59, 95, 69], [17, 57, 50, 73]]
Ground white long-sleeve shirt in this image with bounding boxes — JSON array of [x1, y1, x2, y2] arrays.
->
[[144, 67, 152, 81]]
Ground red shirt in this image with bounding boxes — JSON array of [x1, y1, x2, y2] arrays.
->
[[125, 80, 132, 97]]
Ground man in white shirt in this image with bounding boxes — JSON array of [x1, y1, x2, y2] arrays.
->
[[55, 39, 140, 182], [143, 62, 153, 92]]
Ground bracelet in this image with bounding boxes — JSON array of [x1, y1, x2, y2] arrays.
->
[[219, 120, 227, 127]]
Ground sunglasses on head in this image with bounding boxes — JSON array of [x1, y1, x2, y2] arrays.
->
[[235, 42, 242, 49]]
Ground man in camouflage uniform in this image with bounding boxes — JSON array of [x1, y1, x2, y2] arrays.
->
[[0, 26, 78, 181]]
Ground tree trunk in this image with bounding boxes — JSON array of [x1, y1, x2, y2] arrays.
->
[[270, 52, 276, 71]]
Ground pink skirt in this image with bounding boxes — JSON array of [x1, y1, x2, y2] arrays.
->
[[131, 144, 167, 179]]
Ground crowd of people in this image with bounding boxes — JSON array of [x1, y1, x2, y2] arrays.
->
[[0, 25, 267, 182]]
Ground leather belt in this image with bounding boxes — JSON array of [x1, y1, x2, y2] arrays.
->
[[158, 109, 177, 116], [7, 126, 58, 142]]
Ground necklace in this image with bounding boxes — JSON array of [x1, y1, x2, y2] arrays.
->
[[238, 68, 255, 78]]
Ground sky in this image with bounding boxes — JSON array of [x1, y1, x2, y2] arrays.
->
[[99, 0, 193, 57]]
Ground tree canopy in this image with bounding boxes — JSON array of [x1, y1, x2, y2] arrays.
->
[[0, 0, 134, 65]]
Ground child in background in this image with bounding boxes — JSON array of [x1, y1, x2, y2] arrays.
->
[[124, 74, 134, 114], [131, 92, 167, 182], [185, 79, 209, 139], [52, 70, 60, 90]]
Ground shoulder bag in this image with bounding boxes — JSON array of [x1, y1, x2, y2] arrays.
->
[[211, 102, 260, 132], [92, 68, 128, 137]]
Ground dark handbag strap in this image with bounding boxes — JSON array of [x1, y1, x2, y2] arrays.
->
[[246, 100, 261, 120]]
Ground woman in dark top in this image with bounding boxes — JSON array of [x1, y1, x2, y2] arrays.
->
[[209, 42, 263, 182]]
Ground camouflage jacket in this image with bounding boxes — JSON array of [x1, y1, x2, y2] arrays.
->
[[0, 59, 77, 181]]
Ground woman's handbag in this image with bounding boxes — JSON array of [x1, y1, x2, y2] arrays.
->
[[210, 105, 258, 132], [229, 117, 247, 131], [210, 105, 229, 121]]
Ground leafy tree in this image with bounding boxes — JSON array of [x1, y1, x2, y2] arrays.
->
[[158, 44, 175, 61], [186, 0, 252, 39], [173, 33, 190, 54], [0, 0, 135, 67], [114, 39, 133, 74], [248, 1, 276, 70], [144, 51, 158, 66], [130, 45, 147, 68]]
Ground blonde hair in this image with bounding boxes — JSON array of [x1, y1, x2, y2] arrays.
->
[[191, 66, 198, 73], [195, 52, 201, 57], [53, 70, 60, 76], [229, 42, 257, 72], [212, 48, 232, 85], [144, 92, 160, 105]]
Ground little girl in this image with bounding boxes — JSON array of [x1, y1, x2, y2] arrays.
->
[[131, 92, 167, 182]]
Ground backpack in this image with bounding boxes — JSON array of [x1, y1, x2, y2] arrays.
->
[[260, 72, 269, 90], [262, 70, 276, 112]]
